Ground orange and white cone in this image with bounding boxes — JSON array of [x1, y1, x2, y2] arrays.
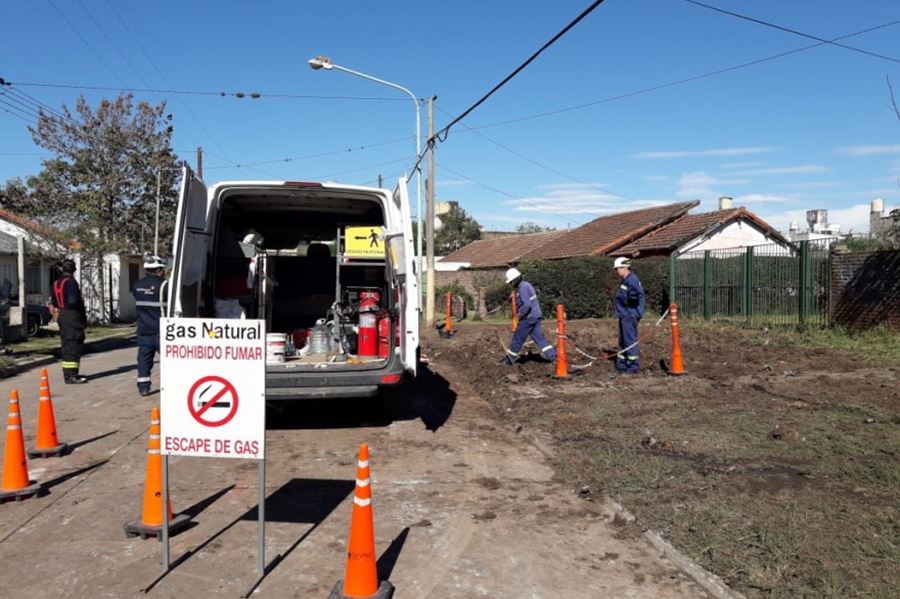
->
[[669, 303, 687, 376], [329, 443, 394, 599], [124, 406, 190, 538], [28, 368, 68, 458], [1, 390, 42, 502], [555, 304, 568, 378]]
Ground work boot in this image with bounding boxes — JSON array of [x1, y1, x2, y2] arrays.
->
[[138, 386, 151, 397], [499, 356, 514, 366], [65, 375, 88, 384]]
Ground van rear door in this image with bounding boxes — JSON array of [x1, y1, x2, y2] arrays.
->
[[387, 177, 419, 374], [169, 165, 211, 317]]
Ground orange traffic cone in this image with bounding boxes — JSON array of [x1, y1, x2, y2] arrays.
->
[[1, 390, 42, 502], [555, 304, 568, 378], [510, 290, 518, 331], [28, 368, 68, 458], [329, 443, 394, 599], [439, 291, 455, 339], [669, 303, 686, 376], [124, 407, 190, 538]]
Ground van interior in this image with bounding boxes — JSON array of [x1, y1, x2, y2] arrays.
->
[[212, 187, 394, 366]]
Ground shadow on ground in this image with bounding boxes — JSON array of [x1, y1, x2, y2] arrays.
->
[[266, 364, 457, 432]]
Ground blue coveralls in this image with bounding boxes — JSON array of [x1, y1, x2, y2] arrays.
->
[[132, 273, 167, 394], [614, 271, 645, 373], [506, 280, 558, 364]]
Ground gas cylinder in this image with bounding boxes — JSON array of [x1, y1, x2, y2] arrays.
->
[[358, 290, 380, 357], [377, 311, 391, 358]]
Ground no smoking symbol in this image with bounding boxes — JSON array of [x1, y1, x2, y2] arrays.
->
[[188, 375, 239, 427]]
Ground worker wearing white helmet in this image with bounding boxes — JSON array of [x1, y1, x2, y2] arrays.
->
[[132, 255, 169, 396], [612, 257, 645, 374], [501, 267, 558, 366]]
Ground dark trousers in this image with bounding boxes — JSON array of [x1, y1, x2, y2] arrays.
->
[[137, 333, 160, 392], [508, 317, 558, 362], [58, 309, 86, 376], [616, 315, 640, 373]]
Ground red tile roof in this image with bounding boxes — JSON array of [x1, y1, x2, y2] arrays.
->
[[521, 201, 698, 260], [0, 207, 79, 251], [612, 207, 788, 256], [442, 230, 566, 267]]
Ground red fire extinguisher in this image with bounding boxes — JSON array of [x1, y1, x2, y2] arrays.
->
[[377, 311, 391, 358], [358, 290, 380, 357]]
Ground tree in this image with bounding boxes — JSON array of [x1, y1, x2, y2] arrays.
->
[[435, 204, 482, 254], [26, 93, 180, 256], [515, 222, 556, 234]]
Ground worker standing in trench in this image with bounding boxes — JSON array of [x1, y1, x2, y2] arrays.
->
[[501, 267, 558, 365], [612, 257, 645, 374]]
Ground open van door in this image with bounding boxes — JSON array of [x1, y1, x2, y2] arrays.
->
[[169, 165, 211, 317], [387, 177, 419, 375]]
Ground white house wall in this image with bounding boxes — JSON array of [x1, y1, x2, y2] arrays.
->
[[677, 220, 783, 254]]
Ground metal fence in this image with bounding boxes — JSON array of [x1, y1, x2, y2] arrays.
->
[[671, 239, 831, 327]]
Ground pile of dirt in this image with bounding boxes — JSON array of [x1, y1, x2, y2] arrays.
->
[[425, 320, 900, 598]]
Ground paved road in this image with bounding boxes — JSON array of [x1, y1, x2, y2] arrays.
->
[[0, 344, 709, 598]]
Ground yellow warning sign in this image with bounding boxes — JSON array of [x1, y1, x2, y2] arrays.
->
[[345, 226, 384, 258]]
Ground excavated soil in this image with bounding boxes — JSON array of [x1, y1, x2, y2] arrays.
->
[[426, 320, 900, 598]]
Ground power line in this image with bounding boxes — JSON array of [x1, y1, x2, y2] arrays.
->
[[46, 0, 129, 88], [435, 0, 608, 143], [467, 19, 900, 131], [681, 0, 900, 65]]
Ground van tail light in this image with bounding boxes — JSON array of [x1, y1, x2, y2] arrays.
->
[[380, 373, 402, 385], [282, 181, 322, 187]]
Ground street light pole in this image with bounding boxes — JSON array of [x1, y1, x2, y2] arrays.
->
[[155, 168, 161, 257], [307, 55, 424, 306]]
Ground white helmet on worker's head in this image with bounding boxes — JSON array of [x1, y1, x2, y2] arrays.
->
[[613, 257, 631, 270], [144, 254, 166, 270], [505, 267, 523, 284]]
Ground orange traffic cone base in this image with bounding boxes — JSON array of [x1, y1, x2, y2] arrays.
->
[[123, 512, 191, 540], [0, 481, 42, 502], [328, 579, 395, 599], [27, 441, 69, 459]]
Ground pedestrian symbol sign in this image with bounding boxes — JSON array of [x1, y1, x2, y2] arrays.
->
[[160, 318, 265, 459], [345, 226, 384, 258], [188, 375, 239, 427]]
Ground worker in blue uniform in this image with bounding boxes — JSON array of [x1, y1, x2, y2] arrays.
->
[[132, 255, 168, 396], [613, 257, 645, 373], [502, 267, 558, 365]]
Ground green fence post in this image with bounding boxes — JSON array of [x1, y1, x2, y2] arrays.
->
[[743, 246, 754, 324], [669, 253, 676, 308], [702, 250, 711, 321], [798, 240, 809, 326]]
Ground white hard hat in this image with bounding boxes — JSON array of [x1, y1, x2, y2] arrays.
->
[[613, 257, 631, 269], [144, 255, 166, 270], [505, 267, 523, 284]]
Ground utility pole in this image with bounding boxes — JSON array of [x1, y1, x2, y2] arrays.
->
[[425, 96, 437, 327], [196, 146, 203, 180], [377, 174, 383, 189], [154, 168, 161, 256]]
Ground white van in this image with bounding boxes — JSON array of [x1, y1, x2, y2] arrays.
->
[[168, 166, 419, 399]]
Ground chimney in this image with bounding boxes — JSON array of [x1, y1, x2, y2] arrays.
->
[[870, 198, 885, 236], [789, 220, 799, 233], [718, 196, 733, 210]]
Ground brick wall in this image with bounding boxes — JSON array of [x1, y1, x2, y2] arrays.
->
[[435, 267, 505, 297], [831, 249, 900, 330]]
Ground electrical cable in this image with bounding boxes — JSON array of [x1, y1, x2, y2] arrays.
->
[[435, 0, 607, 144], [681, 0, 900, 66]]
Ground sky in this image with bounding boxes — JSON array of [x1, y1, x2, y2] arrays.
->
[[2, 0, 899, 235]]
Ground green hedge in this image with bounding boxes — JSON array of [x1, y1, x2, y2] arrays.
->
[[509, 256, 670, 319]]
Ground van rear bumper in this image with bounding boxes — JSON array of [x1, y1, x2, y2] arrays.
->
[[265, 355, 404, 400]]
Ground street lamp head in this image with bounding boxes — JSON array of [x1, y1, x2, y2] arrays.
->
[[308, 55, 334, 71]]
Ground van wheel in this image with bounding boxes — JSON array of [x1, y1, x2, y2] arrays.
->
[[26, 315, 40, 337]]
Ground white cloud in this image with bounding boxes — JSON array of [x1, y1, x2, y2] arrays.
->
[[631, 147, 781, 160], [732, 165, 827, 176], [732, 193, 793, 204], [721, 161, 765, 169], [777, 180, 845, 190], [834, 145, 900, 156], [676, 171, 751, 200], [506, 183, 661, 215], [437, 179, 474, 188], [631, 146, 780, 160]]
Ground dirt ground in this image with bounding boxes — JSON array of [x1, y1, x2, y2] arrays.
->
[[427, 320, 900, 598]]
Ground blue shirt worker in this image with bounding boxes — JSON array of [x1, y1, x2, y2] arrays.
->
[[132, 255, 168, 396], [613, 257, 645, 373], [502, 267, 558, 365], [50, 259, 88, 384]]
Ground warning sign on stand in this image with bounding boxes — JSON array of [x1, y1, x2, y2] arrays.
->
[[160, 318, 265, 459], [345, 225, 384, 258]]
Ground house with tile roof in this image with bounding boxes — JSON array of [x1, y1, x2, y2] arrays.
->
[[441, 230, 566, 269]]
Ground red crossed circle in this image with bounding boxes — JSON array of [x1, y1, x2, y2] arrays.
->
[[187, 375, 239, 427]]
